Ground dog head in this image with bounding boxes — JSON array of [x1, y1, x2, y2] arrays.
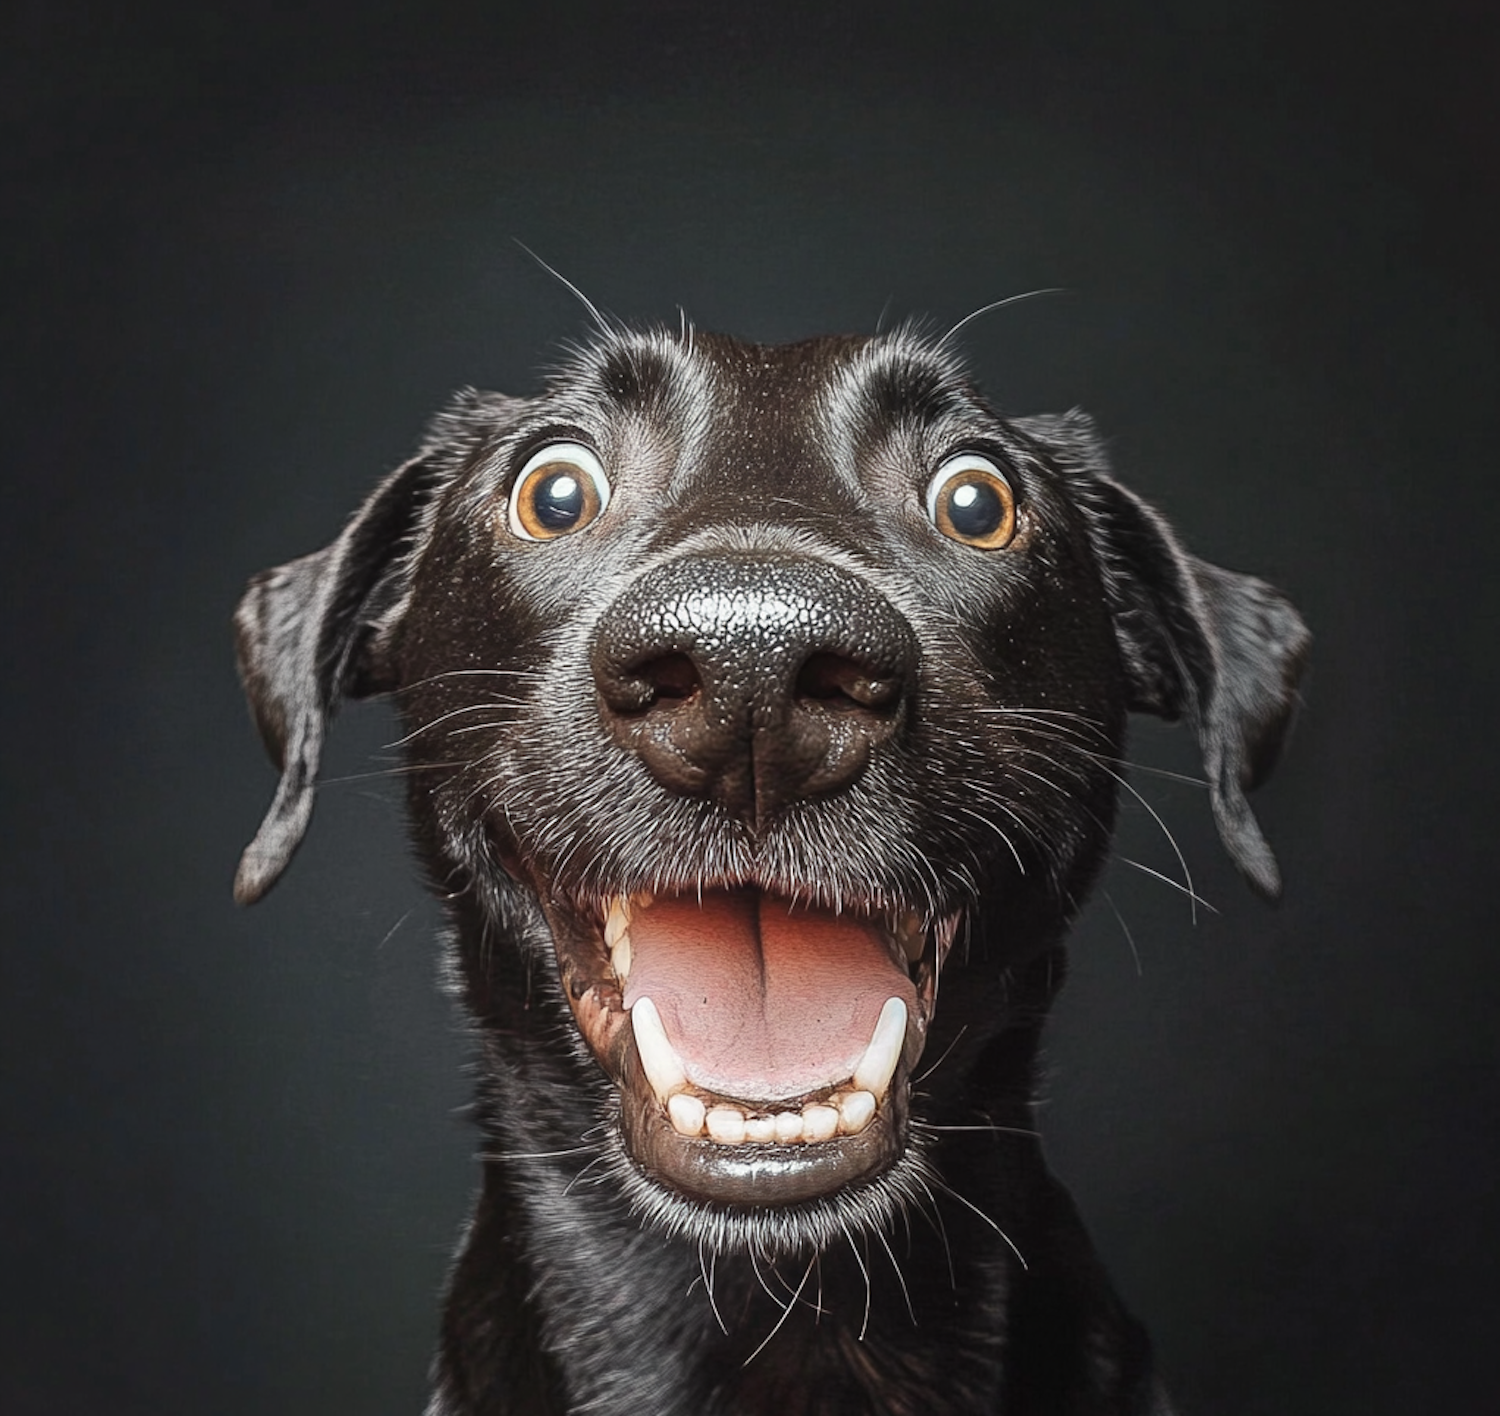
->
[[234, 324, 1307, 1252]]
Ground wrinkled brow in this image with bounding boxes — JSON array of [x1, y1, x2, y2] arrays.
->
[[820, 329, 975, 438]]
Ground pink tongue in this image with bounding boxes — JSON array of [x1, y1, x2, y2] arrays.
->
[[622, 892, 917, 1101]]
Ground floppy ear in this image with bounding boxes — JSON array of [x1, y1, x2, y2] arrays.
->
[[233, 452, 445, 905], [1016, 412, 1311, 899]]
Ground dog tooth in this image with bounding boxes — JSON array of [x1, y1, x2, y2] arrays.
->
[[801, 1103, 839, 1142], [744, 1114, 777, 1144], [610, 930, 632, 981], [604, 898, 630, 949], [774, 1111, 804, 1143], [838, 1089, 877, 1134], [630, 997, 687, 1099], [706, 1106, 747, 1144], [667, 1092, 706, 1137], [853, 997, 907, 1099]]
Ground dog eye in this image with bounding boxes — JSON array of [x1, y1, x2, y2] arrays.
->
[[507, 443, 612, 541], [925, 454, 1017, 550]]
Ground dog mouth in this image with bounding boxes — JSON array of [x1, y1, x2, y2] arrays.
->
[[541, 885, 955, 1208]]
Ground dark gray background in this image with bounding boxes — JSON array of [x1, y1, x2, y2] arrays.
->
[[5, 3, 1497, 1412]]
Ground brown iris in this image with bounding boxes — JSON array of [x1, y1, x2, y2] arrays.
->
[[926, 454, 1017, 550], [507, 442, 612, 541]]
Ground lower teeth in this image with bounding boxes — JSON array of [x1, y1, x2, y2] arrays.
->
[[666, 1088, 879, 1144]]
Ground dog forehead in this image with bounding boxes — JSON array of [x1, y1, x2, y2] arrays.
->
[[687, 332, 880, 499], [547, 325, 990, 497]]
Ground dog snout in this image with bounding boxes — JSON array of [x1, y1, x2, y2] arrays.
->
[[590, 553, 917, 828]]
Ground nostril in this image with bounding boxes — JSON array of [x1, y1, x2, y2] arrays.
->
[[796, 652, 903, 712], [644, 652, 699, 702], [613, 652, 700, 713]]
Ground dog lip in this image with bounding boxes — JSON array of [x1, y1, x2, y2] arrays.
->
[[617, 1053, 909, 1207]]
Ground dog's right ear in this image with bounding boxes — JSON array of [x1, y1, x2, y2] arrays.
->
[[1015, 411, 1310, 901], [232, 451, 445, 905]]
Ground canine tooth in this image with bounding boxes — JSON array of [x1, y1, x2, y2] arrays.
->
[[774, 1111, 804, 1143], [838, 1089, 877, 1134], [604, 898, 630, 949], [801, 1103, 839, 1142], [630, 997, 687, 1098], [744, 1115, 777, 1143], [610, 930, 632, 981], [853, 997, 907, 1098], [667, 1092, 706, 1137], [706, 1106, 747, 1144]]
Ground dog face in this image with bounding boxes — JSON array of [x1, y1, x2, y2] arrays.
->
[[234, 325, 1307, 1257]]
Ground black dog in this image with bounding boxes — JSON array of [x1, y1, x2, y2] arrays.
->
[[234, 322, 1307, 1415]]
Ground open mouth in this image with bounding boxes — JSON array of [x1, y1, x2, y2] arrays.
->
[[541, 885, 956, 1208]]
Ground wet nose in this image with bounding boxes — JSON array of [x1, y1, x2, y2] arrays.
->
[[590, 554, 918, 829]]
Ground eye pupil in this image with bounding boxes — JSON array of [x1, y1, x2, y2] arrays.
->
[[534, 471, 583, 529], [507, 442, 611, 541], [925, 455, 1017, 550], [946, 478, 1003, 537]]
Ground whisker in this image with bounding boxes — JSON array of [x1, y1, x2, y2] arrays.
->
[[700, 1240, 728, 1335], [929, 1176, 1028, 1271], [389, 702, 515, 746], [874, 1224, 916, 1326], [742, 1249, 817, 1366], [514, 239, 613, 334], [561, 1153, 611, 1197], [913, 1173, 957, 1291], [376, 910, 413, 950], [1090, 760, 1202, 924], [912, 1024, 968, 1085], [971, 705, 1207, 786], [1102, 890, 1143, 975], [318, 760, 467, 787], [1115, 857, 1219, 914], [397, 667, 547, 692], [843, 1223, 873, 1341], [485, 1143, 602, 1162], [445, 716, 525, 737], [1109, 761, 1207, 788], [957, 805, 1027, 875], [940, 288, 1068, 347]]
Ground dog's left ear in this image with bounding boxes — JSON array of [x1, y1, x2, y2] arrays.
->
[[1016, 412, 1311, 900], [232, 451, 446, 906]]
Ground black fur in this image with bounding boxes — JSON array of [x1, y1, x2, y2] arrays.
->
[[234, 323, 1308, 1414]]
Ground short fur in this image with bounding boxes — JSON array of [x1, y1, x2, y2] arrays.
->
[[235, 323, 1308, 1415]]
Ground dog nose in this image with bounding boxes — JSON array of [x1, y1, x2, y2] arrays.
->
[[591, 554, 917, 828]]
